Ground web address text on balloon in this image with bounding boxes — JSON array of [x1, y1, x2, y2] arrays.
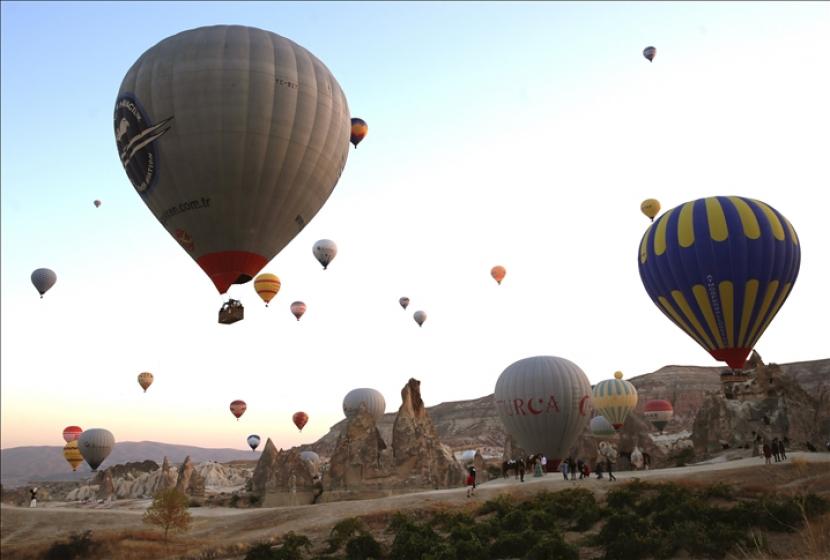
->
[[159, 197, 211, 225]]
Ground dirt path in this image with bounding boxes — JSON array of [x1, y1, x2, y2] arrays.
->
[[2, 452, 828, 555]]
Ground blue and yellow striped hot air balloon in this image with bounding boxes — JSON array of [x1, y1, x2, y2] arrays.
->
[[591, 371, 638, 431], [638, 196, 800, 370]]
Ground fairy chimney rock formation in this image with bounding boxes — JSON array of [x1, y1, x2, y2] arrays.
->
[[176, 455, 206, 497], [251, 439, 316, 497], [392, 378, 465, 488], [327, 403, 390, 490], [96, 469, 115, 501]]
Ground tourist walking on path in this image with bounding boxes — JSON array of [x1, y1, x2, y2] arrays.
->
[[606, 458, 616, 481], [763, 442, 772, 464], [466, 466, 477, 497], [29, 487, 38, 508], [518, 459, 526, 482], [560, 459, 569, 480], [777, 439, 787, 460], [541, 455, 547, 474], [595, 460, 604, 479], [772, 438, 781, 462]]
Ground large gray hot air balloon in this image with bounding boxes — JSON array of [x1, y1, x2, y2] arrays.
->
[[114, 25, 351, 296], [31, 268, 57, 298], [78, 428, 115, 471], [495, 356, 592, 465], [342, 388, 386, 422]]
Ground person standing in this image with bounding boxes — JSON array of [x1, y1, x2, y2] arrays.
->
[[772, 438, 781, 462], [560, 459, 569, 480], [311, 475, 324, 504], [518, 459, 526, 482], [29, 487, 38, 508], [778, 439, 787, 461], [763, 442, 772, 465], [606, 457, 616, 482], [540, 455, 547, 474], [466, 466, 477, 497]]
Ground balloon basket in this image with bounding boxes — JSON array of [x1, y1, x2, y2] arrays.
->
[[218, 299, 244, 324]]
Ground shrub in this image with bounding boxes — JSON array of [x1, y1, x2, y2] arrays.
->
[[328, 517, 368, 552], [245, 533, 311, 560], [525, 532, 579, 560], [478, 493, 514, 517], [143, 488, 192, 542], [44, 531, 97, 560], [389, 520, 444, 560], [489, 528, 539, 559], [345, 533, 383, 560]]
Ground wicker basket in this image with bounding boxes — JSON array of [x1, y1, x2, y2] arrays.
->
[[218, 300, 244, 324]]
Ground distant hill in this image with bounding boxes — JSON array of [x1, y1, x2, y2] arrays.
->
[[0, 441, 259, 488]]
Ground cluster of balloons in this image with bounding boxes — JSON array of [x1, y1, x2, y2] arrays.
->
[[61, 426, 115, 472]]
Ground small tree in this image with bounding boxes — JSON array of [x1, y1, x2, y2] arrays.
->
[[143, 488, 192, 542]]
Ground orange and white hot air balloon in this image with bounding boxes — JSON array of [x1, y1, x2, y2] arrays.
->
[[63, 426, 83, 443], [491, 265, 506, 285], [293, 411, 309, 431], [137, 372, 154, 393], [350, 117, 368, 148], [290, 301, 307, 321], [230, 400, 247, 420], [254, 273, 281, 306]]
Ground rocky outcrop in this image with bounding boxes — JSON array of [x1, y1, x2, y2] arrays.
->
[[176, 456, 206, 497], [96, 470, 114, 501], [391, 378, 465, 488], [502, 433, 529, 463], [251, 439, 316, 498], [328, 404, 392, 491]]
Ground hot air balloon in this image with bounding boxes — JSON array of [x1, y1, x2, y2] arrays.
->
[[640, 199, 661, 222], [290, 301, 307, 321], [62, 426, 83, 443], [299, 450, 320, 464], [592, 371, 638, 431], [643, 399, 674, 433], [31, 268, 57, 298], [413, 310, 427, 327], [247, 435, 261, 451], [460, 450, 477, 464], [313, 239, 337, 270], [342, 388, 386, 422], [254, 273, 281, 307], [94, 200, 102, 208], [137, 371, 154, 392], [494, 356, 593, 466], [293, 411, 309, 431], [230, 400, 247, 420], [589, 415, 616, 439], [350, 117, 368, 148], [63, 441, 84, 471], [638, 196, 800, 370], [643, 46, 656, 62], [114, 26, 351, 299], [491, 265, 506, 285], [78, 428, 115, 471], [399, 297, 410, 310], [630, 446, 644, 469]]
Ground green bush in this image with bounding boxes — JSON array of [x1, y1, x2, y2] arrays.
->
[[489, 528, 539, 559], [525, 532, 579, 560], [531, 488, 601, 531], [596, 512, 653, 560], [328, 517, 368, 552], [478, 493, 514, 517], [345, 533, 383, 560], [389, 521, 444, 560]]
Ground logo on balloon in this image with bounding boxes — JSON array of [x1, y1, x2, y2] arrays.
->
[[496, 395, 561, 417], [114, 94, 173, 195], [175, 229, 195, 252]]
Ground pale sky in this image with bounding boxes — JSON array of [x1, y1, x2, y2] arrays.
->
[[2, 1, 828, 451]]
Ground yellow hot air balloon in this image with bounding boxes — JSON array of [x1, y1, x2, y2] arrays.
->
[[63, 440, 84, 471], [491, 265, 506, 285], [640, 199, 661, 222], [254, 273, 281, 306], [591, 371, 638, 431], [138, 371, 154, 392]]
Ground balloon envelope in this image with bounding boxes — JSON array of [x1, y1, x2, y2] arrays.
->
[[342, 388, 386, 422], [62, 426, 83, 443], [491, 265, 506, 285], [413, 310, 427, 327], [589, 415, 616, 438], [643, 46, 656, 62], [293, 411, 309, 431], [31, 268, 57, 298], [643, 399, 674, 432], [114, 25, 351, 295], [63, 441, 84, 471], [460, 450, 477, 463], [291, 301, 307, 321], [254, 273, 281, 306], [230, 400, 247, 420], [350, 117, 368, 148], [592, 371, 638, 430], [494, 356, 593, 461], [137, 372, 154, 392], [638, 196, 800, 369], [247, 435, 261, 451], [312, 239, 337, 270], [78, 428, 115, 471], [640, 199, 660, 221], [94, 200, 102, 208], [399, 297, 410, 310], [300, 450, 320, 465]]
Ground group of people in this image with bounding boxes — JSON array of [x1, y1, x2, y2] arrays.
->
[[559, 456, 616, 482], [761, 438, 788, 464]]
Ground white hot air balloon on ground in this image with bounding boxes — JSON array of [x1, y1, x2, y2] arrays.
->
[[312, 239, 338, 270], [78, 428, 115, 471], [342, 388, 386, 422], [495, 356, 593, 467], [114, 25, 351, 300]]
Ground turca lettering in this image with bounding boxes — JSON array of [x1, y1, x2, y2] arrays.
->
[[160, 197, 211, 225], [497, 395, 561, 417]]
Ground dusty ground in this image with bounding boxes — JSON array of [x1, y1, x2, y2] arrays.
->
[[2, 452, 829, 559]]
